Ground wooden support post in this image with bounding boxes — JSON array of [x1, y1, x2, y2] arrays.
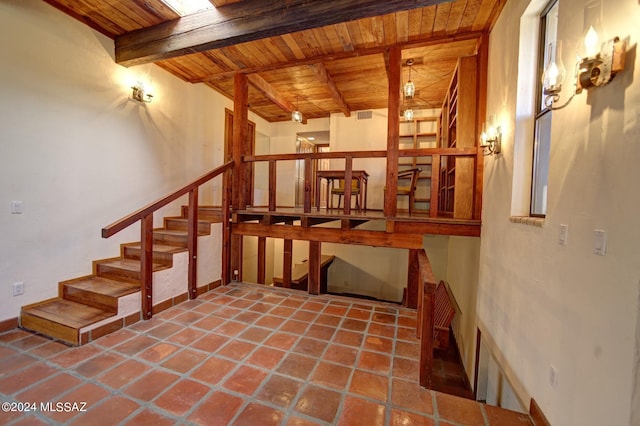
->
[[231, 235, 243, 282], [308, 241, 321, 295], [187, 188, 198, 299], [268, 160, 276, 211], [222, 169, 232, 285], [257, 236, 266, 284], [407, 249, 419, 309], [419, 281, 436, 388], [283, 238, 293, 288], [474, 32, 489, 221], [140, 214, 154, 319], [385, 46, 401, 217], [343, 156, 353, 215], [232, 73, 249, 210]]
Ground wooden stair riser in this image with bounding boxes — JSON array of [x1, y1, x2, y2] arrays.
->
[[122, 245, 174, 267], [182, 206, 224, 222], [21, 312, 79, 346], [95, 263, 140, 283], [164, 217, 212, 234], [61, 285, 118, 313], [153, 231, 189, 247]]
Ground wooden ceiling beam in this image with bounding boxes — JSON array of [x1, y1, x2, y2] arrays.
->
[[309, 63, 350, 117], [192, 31, 482, 83], [246, 73, 308, 124], [115, 0, 453, 66]]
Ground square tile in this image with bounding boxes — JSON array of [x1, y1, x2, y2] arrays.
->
[[233, 402, 284, 426], [154, 378, 209, 416], [295, 385, 341, 423], [222, 365, 268, 395], [337, 395, 386, 426], [276, 353, 317, 380], [256, 374, 303, 408], [311, 361, 351, 389], [188, 391, 244, 426], [349, 370, 388, 402]]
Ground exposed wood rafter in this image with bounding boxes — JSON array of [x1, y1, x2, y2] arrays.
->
[[308, 63, 350, 117], [246, 73, 307, 123], [115, 0, 453, 66]]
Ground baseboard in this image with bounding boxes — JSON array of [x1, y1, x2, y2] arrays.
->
[[0, 317, 19, 333], [530, 398, 551, 426]]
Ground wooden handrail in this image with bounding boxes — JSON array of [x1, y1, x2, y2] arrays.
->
[[416, 249, 438, 389], [102, 161, 234, 238], [243, 147, 475, 162], [101, 160, 234, 320]]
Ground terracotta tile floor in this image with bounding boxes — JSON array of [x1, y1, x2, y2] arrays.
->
[[0, 283, 533, 425]]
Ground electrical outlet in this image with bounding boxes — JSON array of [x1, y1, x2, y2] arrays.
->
[[13, 282, 24, 296], [594, 229, 607, 256], [10, 201, 23, 214]]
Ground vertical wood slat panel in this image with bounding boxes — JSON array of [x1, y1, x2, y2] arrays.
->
[[188, 188, 198, 299], [140, 214, 154, 319]]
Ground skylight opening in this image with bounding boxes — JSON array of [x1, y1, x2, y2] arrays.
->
[[160, 0, 214, 16]]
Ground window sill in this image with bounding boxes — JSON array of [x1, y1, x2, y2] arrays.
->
[[509, 216, 545, 228]]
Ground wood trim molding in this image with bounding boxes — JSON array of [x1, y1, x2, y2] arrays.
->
[[0, 317, 19, 333], [530, 398, 552, 426]]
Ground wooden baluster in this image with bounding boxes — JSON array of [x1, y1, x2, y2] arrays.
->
[[308, 241, 321, 295], [304, 157, 312, 213], [269, 160, 276, 211], [407, 249, 419, 309], [343, 155, 353, 215], [257, 236, 266, 284], [188, 187, 198, 299], [222, 169, 232, 285], [140, 214, 154, 320], [430, 155, 440, 218], [385, 45, 401, 218]]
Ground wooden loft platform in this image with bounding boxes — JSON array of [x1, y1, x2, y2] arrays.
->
[[232, 207, 481, 245]]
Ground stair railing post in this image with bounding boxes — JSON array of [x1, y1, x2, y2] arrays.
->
[[140, 214, 154, 320], [188, 187, 199, 299], [221, 168, 232, 284]]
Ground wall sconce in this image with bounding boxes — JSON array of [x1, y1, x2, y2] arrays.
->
[[480, 117, 501, 155], [542, 31, 626, 110], [131, 82, 153, 103]]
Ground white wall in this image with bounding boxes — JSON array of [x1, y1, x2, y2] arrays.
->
[[481, 0, 640, 424], [0, 0, 268, 322]]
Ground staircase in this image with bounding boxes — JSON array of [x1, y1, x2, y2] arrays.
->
[[20, 207, 223, 346]]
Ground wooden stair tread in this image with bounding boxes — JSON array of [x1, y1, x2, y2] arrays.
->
[[23, 299, 114, 329], [125, 242, 187, 254], [65, 276, 139, 298], [98, 258, 166, 272], [155, 229, 208, 236]]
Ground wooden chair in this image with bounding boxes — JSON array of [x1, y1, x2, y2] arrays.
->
[[330, 178, 360, 210], [385, 167, 421, 214]]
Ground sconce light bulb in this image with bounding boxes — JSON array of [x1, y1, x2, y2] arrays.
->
[[583, 25, 600, 58], [291, 110, 303, 123]]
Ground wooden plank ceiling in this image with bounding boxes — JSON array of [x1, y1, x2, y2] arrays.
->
[[45, 0, 505, 122]]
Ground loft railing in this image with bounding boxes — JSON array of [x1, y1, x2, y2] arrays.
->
[[101, 161, 234, 320], [243, 147, 477, 218]]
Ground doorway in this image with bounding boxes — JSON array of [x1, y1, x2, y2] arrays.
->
[[295, 131, 330, 208]]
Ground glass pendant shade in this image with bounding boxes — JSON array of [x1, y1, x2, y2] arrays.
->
[[291, 110, 303, 123], [404, 108, 414, 121], [403, 81, 415, 98]]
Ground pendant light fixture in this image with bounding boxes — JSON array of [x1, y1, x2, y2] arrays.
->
[[403, 59, 415, 99], [291, 96, 303, 123]]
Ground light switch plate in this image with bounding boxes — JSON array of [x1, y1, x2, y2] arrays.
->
[[559, 224, 568, 245], [594, 229, 607, 256]]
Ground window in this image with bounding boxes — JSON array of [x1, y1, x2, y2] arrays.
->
[[530, 0, 559, 216]]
